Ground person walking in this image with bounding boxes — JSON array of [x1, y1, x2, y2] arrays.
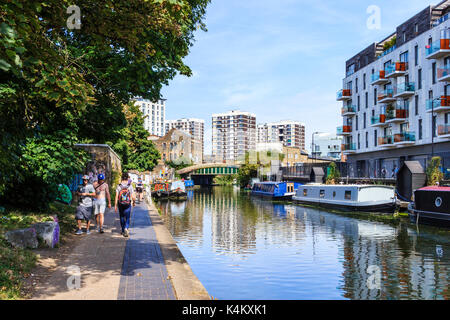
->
[[75, 175, 96, 235], [115, 172, 136, 237], [93, 173, 111, 233], [136, 177, 144, 203]]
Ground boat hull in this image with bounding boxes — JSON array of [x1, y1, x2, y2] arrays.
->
[[292, 198, 396, 213], [408, 205, 450, 226], [251, 192, 293, 200]]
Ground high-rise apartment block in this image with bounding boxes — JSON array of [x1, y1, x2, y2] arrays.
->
[[257, 121, 305, 150], [212, 110, 256, 163], [337, 1, 450, 178], [134, 98, 166, 137]]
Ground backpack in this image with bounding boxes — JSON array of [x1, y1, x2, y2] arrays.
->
[[118, 185, 131, 206]]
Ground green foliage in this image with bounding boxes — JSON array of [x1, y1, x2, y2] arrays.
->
[[426, 156, 444, 186], [237, 164, 258, 188], [326, 162, 341, 185], [213, 175, 236, 185], [165, 156, 193, 170], [383, 36, 396, 51]]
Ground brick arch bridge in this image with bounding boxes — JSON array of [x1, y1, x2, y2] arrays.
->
[[177, 163, 240, 186]]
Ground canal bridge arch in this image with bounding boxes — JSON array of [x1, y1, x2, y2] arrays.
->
[[177, 163, 240, 186]]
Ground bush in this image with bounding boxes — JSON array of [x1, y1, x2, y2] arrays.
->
[[326, 162, 341, 185], [426, 156, 444, 186]]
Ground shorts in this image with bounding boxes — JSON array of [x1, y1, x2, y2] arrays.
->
[[136, 187, 143, 193], [94, 199, 107, 215], [76, 205, 93, 221]]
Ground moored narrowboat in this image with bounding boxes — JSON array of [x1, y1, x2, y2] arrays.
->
[[169, 180, 187, 199], [152, 181, 170, 199], [251, 182, 302, 200], [408, 186, 450, 226], [292, 184, 396, 213]]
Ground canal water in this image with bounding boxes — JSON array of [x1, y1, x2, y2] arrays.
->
[[156, 186, 450, 300]]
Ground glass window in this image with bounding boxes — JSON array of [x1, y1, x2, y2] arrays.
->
[[319, 190, 325, 198], [345, 191, 352, 200]]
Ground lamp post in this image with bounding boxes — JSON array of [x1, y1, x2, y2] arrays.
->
[[311, 131, 320, 163], [431, 97, 441, 159]]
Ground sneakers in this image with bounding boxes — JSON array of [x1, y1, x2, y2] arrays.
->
[[100, 228, 104, 234], [123, 229, 129, 237], [86, 229, 91, 235], [75, 229, 83, 235]]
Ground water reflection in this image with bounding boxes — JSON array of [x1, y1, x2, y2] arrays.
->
[[156, 186, 450, 300]]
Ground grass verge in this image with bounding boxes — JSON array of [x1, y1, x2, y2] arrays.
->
[[0, 202, 76, 300]]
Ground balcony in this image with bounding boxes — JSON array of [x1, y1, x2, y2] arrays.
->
[[378, 135, 395, 148], [385, 104, 409, 123], [337, 125, 352, 136], [385, 62, 407, 78], [426, 39, 450, 59], [426, 96, 450, 113], [437, 65, 450, 82], [341, 143, 356, 154], [394, 132, 416, 146], [438, 124, 450, 139], [341, 105, 356, 116], [393, 82, 415, 99], [378, 88, 396, 103], [337, 89, 352, 101], [370, 115, 387, 127], [371, 70, 389, 85]]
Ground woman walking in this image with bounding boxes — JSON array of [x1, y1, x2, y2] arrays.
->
[[114, 172, 136, 237]]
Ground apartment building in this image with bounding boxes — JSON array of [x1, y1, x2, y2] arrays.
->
[[212, 110, 256, 163], [134, 97, 166, 137], [337, 1, 450, 178], [257, 121, 305, 150], [311, 132, 343, 160], [165, 118, 204, 162]]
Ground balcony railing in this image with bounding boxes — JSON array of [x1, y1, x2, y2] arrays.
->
[[337, 89, 352, 100], [378, 135, 394, 146], [438, 124, 450, 136], [437, 64, 450, 80], [426, 39, 450, 57], [426, 96, 450, 111], [385, 62, 407, 76], [371, 114, 386, 125], [341, 105, 356, 115], [394, 82, 415, 96], [341, 143, 356, 152], [337, 125, 352, 135], [378, 88, 394, 101], [371, 70, 387, 83], [386, 104, 408, 121], [376, 45, 397, 60], [394, 132, 416, 143]]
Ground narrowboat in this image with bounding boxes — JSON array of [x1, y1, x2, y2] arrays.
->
[[152, 181, 170, 199], [292, 184, 396, 213], [184, 179, 194, 189], [408, 186, 450, 226], [251, 181, 302, 200], [152, 180, 187, 199]]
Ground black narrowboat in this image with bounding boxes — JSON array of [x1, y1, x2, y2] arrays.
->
[[408, 186, 450, 226]]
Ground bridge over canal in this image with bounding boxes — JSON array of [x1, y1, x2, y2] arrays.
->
[[177, 163, 240, 186]]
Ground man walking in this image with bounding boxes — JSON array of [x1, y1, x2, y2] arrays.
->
[[115, 172, 136, 237], [136, 177, 144, 203], [93, 173, 111, 233], [75, 175, 96, 235]]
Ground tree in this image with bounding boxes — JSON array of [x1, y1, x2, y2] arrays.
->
[[237, 164, 258, 188], [326, 162, 340, 185], [426, 156, 444, 186]]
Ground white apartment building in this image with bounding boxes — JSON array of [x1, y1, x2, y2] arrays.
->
[[337, 1, 450, 178], [311, 132, 343, 160], [257, 120, 305, 150], [212, 110, 256, 163], [165, 118, 205, 158], [134, 97, 166, 137]]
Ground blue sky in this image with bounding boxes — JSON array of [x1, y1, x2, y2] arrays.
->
[[161, 0, 433, 154]]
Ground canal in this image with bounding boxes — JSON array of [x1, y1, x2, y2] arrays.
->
[[156, 186, 450, 300]]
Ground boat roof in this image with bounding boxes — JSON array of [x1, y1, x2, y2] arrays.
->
[[418, 186, 450, 191], [254, 181, 285, 185], [303, 184, 394, 189]]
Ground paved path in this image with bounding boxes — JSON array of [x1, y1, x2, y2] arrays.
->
[[117, 202, 176, 300]]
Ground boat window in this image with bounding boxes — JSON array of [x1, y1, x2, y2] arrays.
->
[[345, 190, 352, 200], [333, 191, 336, 197], [320, 190, 325, 198], [303, 189, 307, 196]]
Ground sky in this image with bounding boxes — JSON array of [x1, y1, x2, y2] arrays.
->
[[161, 0, 434, 154]]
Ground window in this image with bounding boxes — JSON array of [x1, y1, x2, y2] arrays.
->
[[432, 62, 437, 84], [419, 119, 423, 140], [366, 132, 369, 148], [415, 95, 419, 115], [418, 68, 422, 89], [345, 191, 352, 200], [358, 133, 360, 149], [363, 74, 366, 90], [433, 115, 437, 137], [357, 95, 360, 111], [374, 88, 377, 105], [355, 78, 358, 93], [303, 189, 307, 196], [374, 129, 378, 147], [402, 32, 406, 43], [356, 115, 359, 130], [415, 23, 418, 33], [319, 190, 325, 198], [363, 112, 366, 129], [333, 191, 336, 198], [414, 45, 418, 66]]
